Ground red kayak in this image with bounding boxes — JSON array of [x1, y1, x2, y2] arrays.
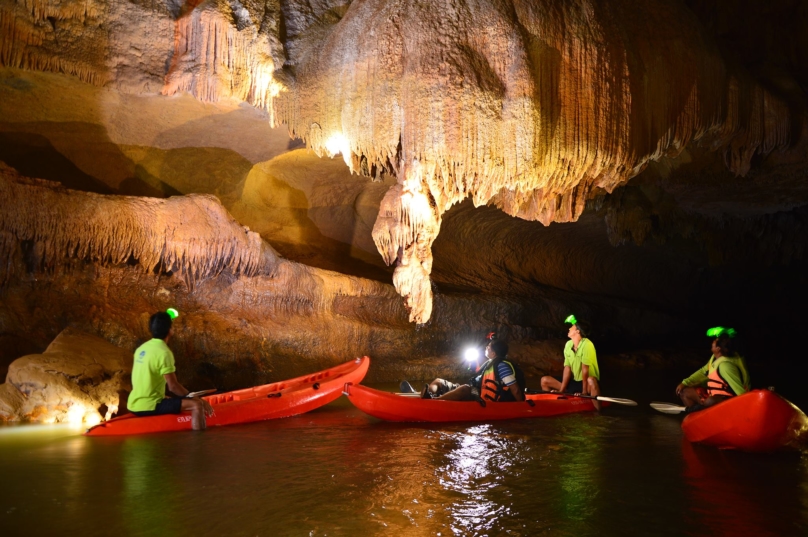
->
[[343, 384, 606, 422], [681, 389, 808, 452], [86, 357, 370, 436]]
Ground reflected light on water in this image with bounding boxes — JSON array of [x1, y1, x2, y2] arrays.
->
[[0, 422, 82, 438], [437, 424, 522, 535]]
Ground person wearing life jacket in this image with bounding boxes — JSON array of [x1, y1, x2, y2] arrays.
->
[[675, 327, 750, 412], [540, 315, 602, 410], [423, 339, 525, 402]]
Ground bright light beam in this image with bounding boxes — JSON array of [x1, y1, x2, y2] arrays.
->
[[464, 348, 479, 363], [324, 133, 352, 167]]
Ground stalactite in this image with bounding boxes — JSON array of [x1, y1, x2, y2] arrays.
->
[[162, 0, 282, 123], [273, 0, 796, 323], [0, 169, 278, 285], [0, 0, 106, 86]]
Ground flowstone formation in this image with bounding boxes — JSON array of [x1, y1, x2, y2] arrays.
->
[[0, 329, 130, 424], [3, 0, 800, 323], [274, 0, 796, 322]]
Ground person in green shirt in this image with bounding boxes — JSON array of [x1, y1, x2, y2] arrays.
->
[[676, 327, 750, 412], [540, 315, 602, 410], [127, 311, 214, 430]]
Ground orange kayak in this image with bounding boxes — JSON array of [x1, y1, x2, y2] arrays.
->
[[86, 357, 369, 436], [343, 384, 605, 422], [681, 389, 808, 452]]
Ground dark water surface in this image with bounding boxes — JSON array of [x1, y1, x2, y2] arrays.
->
[[1, 383, 807, 537]]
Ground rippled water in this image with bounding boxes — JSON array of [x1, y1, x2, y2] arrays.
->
[[1, 388, 807, 536]]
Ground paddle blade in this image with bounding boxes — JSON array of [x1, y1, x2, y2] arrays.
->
[[650, 402, 686, 414], [596, 396, 638, 406], [187, 389, 217, 398]]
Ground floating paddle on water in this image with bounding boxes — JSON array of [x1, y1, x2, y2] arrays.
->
[[186, 389, 217, 398], [650, 402, 687, 414]]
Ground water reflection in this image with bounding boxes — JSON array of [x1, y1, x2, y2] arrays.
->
[[2, 403, 808, 535], [122, 438, 178, 536], [437, 424, 521, 535], [682, 439, 807, 536]]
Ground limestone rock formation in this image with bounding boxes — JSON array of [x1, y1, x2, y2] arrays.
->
[[0, 328, 131, 423], [4, 0, 800, 322], [275, 0, 795, 322], [0, 0, 806, 392]]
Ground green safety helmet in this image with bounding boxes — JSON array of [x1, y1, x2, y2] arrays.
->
[[166, 308, 180, 320], [564, 314, 577, 325]]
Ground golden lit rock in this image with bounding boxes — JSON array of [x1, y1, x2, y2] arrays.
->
[[0, 328, 130, 423]]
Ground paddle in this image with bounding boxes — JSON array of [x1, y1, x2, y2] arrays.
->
[[526, 390, 638, 406], [650, 402, 687, 414], [396, 391, 637, 406], [186, 389, 217, 398]]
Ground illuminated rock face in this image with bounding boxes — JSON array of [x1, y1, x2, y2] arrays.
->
[[0, 0, 806, 376], [0, 329, 130, 424], [274, 0, 795, 322], [3, 0, 799, 322]]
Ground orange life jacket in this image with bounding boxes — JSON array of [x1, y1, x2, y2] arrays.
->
[[478, 359, 522, 402], [706, 356, 748, 397]]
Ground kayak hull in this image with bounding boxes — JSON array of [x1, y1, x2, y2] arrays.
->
[[344, 384, 604, 422], [681, 389, 808, 452], [85, 357, 370, 436]]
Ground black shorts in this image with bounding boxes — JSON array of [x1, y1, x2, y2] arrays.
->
[[554, 376, 584, 394], [131, 397, 183, 417]]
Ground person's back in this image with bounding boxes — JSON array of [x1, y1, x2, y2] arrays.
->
[[128, 338, 176, 412], [127, 310, 214, 430]]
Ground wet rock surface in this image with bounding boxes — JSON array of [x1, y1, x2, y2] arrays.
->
[[0, 329, 131, 423]]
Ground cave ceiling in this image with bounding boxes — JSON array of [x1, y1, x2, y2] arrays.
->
[[0, 0, 807, 369]]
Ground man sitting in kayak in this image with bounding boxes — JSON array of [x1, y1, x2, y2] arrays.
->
[[676, 327, 750, 413], [539, 315, 602, 410], [421, 339, 525, 402], [127, 310, 214, 430]]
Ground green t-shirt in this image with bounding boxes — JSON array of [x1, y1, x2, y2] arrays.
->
[[127, 339, 176, 412], [681, 354, 750, 396], [563, 338, 600, 381]]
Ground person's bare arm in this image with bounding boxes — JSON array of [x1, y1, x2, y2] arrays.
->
[[507, 383, 524, 401], [164, 372, 189, 397], [581, 364, 590, 395], [558, 366, 572, 393]]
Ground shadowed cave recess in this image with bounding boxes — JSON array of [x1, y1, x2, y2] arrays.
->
[[0, 0, 807, 422]]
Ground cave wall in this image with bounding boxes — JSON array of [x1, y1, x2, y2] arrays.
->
[[0, 0, 807, 391]]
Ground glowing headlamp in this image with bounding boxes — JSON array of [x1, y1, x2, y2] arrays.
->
[[564, 314, 577, 325], [464, 348, 480, 363], [166, 308, 180, 320], [706, 326, 736, 338]]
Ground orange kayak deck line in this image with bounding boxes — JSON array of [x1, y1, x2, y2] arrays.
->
[[343, 383, 605, 422], [681, 389, 808, 452], [85, 357, 370, 436]]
